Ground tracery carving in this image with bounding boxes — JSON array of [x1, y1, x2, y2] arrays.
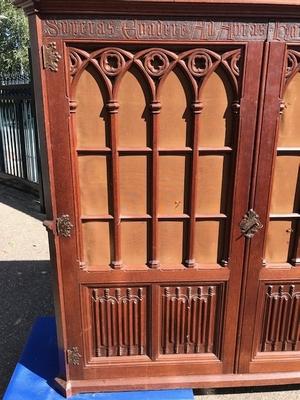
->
[[285, 49, 300, 80]]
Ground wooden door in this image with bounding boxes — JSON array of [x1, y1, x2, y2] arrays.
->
[[238, 42, 300, 374], [43, 39, 264, 389]]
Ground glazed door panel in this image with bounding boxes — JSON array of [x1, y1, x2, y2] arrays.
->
[[238, 42, 300, 374], [52, 41, 265, 382]]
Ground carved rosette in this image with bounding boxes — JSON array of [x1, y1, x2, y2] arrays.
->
[[187, 51, 213, 77], [143, 50, 170, 77], [99, 50, 126, 76]]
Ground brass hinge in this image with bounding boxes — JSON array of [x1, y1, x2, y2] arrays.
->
[[66, 347, 82, 366], [42, 42, 61, 72], [240, 209, 263, 239]]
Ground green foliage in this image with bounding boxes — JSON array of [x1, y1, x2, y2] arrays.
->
[[0, 0, 29, 74]]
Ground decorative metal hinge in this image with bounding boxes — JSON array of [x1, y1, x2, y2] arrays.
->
[[240, 209, 263, 239], [56, 214, 73, 238], [66, 347, 82, 366], [42, 42, 61, 72]]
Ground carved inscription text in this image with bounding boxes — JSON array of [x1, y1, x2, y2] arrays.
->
[[43, 19, 268, 41]]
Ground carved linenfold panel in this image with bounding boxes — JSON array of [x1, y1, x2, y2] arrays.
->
[[90, 287, 147, 357], [161, 285, 224, 356], [260, 284, 300, 352]]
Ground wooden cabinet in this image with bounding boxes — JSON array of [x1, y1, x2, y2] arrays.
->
[[15, 0, 300, 397]]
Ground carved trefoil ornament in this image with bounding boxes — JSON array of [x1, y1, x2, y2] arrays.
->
[[42, 42, 61, 72], [66, 347, 82, 365], [240, 209, 263, 239], [56, 214, 73, 238]]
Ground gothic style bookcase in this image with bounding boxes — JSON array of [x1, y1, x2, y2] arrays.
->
[[15, 0, 300, 397]]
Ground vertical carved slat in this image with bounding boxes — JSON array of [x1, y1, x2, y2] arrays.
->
[[111, 299, 117, 352], [274, 289, 284, 351], [116, 289, 122, 355], [185, 102, 203, 268], [93, 289, 102, 356], [133, 298, 138, 349], [170, 298, 175, 352], [127, 289, 133, 355], [270, 293, 280, 351], [185, 287, 192, 353], [175, 287, 181, 354], [105, 289, 113, 356], [180, 298, 186, 350], [149, 102, 161, 268], [261, 286, 273, 351], [206, 287, 216, 353], [290, 294, 300, 350], [122, 299, 128, 354], [163, 288, 170, 354], [196, 289, 203, 353], [191, 297, 197, 347], [107, 101, 122, 269], [279, 297, 288, 351], [100, 297, 107, 355], [138, 288, 145, 355], [201, 298, 208, 352]]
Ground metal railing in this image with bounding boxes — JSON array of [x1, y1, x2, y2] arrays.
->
[[0, 74, 40, 185]]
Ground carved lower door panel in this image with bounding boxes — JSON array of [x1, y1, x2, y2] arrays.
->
[[53, 41, 265, 383]]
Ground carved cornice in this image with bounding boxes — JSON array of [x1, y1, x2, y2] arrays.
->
[[13, 0, 39, 15], [13, 0, 300, 18]]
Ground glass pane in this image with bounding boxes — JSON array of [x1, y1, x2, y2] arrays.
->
[[76, 66, 108, 148], [199, 70, 233, 147], [119, 156, 148, 215], [82, 222, 111, 268], [121, 222, 148, 266], [160, 69, 192, 148], [194, 221, 222, 264], [279, 73, 300, 147], [265, 221, 293, 263], [196, 155, 230, 214], [158, 222, 184, 266], [118, 68, 149, 148], [158, 155, 188, 215], [78, 156, 110, 215], [270, 156, 300, 213]]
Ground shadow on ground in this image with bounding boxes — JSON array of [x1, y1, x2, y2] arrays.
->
[[0, 179, 44, 221], [0, 260, 54, 396]]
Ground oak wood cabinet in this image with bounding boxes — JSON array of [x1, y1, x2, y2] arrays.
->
[[15, 0, 300, 397]]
